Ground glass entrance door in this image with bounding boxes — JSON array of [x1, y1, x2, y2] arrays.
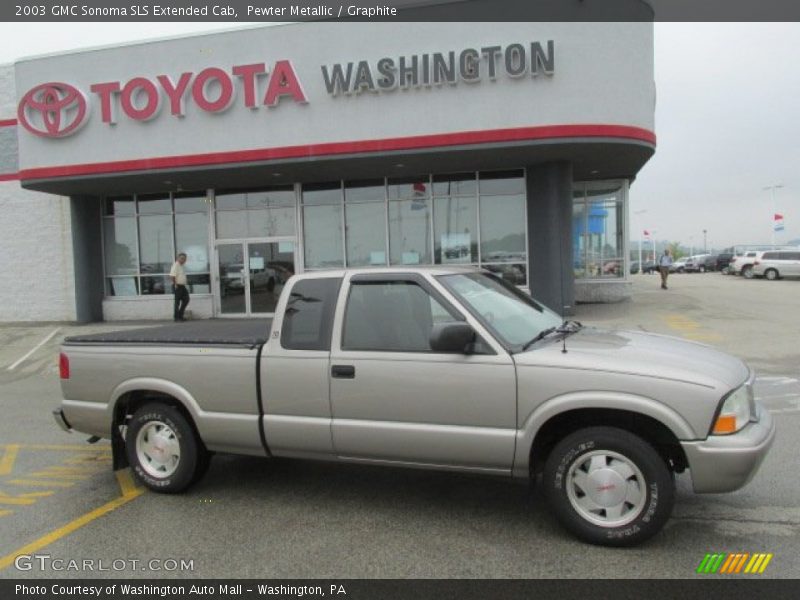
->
[[216, 240, 295, 316]]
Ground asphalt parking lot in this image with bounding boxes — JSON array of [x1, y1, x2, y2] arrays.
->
[[0, 272, 798, 579]]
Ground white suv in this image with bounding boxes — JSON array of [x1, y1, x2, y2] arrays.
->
[[729, 251, 764, 279], [752, 250, 800, 280]]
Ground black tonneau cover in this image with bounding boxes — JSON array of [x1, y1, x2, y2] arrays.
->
[[64, 319, 272, 348]]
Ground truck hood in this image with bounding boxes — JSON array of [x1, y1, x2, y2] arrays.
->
[[515, 327, 749, 391]]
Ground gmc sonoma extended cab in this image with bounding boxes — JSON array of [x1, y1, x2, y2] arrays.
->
[[54, 267, 775, 546]]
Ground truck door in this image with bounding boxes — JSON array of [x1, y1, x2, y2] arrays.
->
[[329, 273, 517, 472], [260, 276, 342, 458]]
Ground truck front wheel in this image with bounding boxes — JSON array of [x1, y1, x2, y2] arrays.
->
[[543, 426, 674, 546], [126, 403, 201, 493]]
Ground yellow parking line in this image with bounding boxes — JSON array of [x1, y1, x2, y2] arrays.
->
[[9, 479, 74, 488], [0, 494, 37, 506], [0, 444, 20, 475], [25, 472, 89, 481], [19, 491, 55, 498], [115, 469, 141, 498], [684, 332, 723, 342], [4, 444, 111, 452], [0, 509, 13, 518], [45, 466, 103, 474], [0, 469, 144, 572]]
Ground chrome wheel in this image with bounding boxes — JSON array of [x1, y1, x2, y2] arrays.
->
[[136, 420, 181, 479], [565, 450, 646, 528]]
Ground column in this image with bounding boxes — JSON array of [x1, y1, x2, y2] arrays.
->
[[526, 161, 574, 315]]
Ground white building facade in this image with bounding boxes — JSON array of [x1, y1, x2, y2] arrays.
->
[[1, 22, 655, 322]]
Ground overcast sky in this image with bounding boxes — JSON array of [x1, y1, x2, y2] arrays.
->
[[1, 22, 798, 251]]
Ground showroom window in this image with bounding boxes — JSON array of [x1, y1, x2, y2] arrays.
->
[[215, 186, 296, 239], [388, 177, 432, 266], [102, 192, 211, 297], [299, 171, 528, 285], [572, 181, 626, 279], [344, 180, 387, 267], [477, 170, 527, 287], [302, 183, 344, 269]]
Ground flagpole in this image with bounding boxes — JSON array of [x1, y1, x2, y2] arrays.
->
[[639, 233, 642, 274], [764, 184, 783, 245], [634, 209, 647, 275]]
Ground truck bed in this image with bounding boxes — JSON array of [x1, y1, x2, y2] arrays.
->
[[63, 319, 272, 347]]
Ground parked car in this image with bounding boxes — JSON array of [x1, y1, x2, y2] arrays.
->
[[716, 253, 734, 273], [726, 245, 798, 276], [55, 267, 775, 547], [752, 250, 800, 280], [669, 258, 688, 273], [729, 251, 764, 279], [630, 260, 656, 274], [221, 264, 278, 295], [685, 254, 717, 273]]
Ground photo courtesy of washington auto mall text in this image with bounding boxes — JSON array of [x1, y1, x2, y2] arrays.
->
[[14, 583, 348, 598]]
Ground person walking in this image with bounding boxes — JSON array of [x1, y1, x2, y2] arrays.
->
[[170, 252, 190, 321], [658, 248, 673, 290]]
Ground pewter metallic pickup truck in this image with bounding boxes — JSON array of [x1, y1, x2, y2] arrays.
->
[[55, 267, 775, 546]]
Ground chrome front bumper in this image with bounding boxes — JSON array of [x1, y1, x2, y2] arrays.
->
[[681, 403, 776, 493]]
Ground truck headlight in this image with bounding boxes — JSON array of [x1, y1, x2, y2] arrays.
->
[[712, 385, 753, 435]]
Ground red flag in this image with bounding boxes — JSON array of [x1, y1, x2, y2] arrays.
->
[[774, 213, 784, 220], [643, 229, 651, 237]]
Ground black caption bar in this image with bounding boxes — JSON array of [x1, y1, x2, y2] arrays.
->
[[4, 580, 800, 600], [3, 0, 800, 22]]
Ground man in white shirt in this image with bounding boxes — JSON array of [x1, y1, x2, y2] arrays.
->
[[658, 249, 674, 290], [170, 253, 190, 321]]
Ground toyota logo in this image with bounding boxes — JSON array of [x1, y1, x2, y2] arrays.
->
[[17, 82, 88, 138]]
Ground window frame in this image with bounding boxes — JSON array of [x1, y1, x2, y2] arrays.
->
[[340, 273, 467, 354], [101, 191, 212, 299]]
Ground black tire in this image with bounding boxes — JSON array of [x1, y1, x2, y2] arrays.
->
[[543, 426, 674, 547], [126, 403, 200, 493], [191, 450, 214, 485], [742, 265, 754, 279], [765, 269, 779, 281], [266, 277, 276, 292]]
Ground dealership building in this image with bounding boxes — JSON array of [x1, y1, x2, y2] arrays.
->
[[0, 21, 655, 322]]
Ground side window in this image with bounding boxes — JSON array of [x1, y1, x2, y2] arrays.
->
[[342, 281, 460, 352], [280, 278, 342, 351], [789, 252, 800, 260], [763, 252, 778, 260]]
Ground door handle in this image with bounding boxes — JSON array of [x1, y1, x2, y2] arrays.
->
[[331, 365, 355, 379]]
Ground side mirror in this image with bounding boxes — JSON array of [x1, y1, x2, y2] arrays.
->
[[429, 322, 475, 353]]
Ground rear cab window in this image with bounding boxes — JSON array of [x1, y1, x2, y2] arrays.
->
[[280, 278, 342, 351]]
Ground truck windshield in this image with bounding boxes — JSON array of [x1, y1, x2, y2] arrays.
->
[[438, 272, 562, 349]]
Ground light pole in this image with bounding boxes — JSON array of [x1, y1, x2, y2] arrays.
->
[[763, 184, 784, 245], [634, 209, 648, 274], [703, 229, 707, 253]]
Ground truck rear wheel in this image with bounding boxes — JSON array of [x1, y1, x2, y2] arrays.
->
[[542, 426, 674, 547], [126, 403, 201, 493]]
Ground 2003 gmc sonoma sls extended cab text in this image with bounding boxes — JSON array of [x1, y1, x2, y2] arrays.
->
[[54, 267, 775, 546]]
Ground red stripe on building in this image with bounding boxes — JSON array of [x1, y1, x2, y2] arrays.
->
[[18, 124, 656, 181], [0, 173, 20, 182], [0, 119, 17, 127]]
